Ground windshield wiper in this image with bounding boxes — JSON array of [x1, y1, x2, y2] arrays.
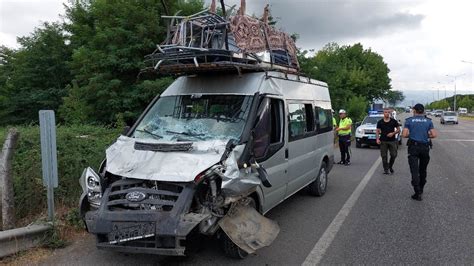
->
[[136, 129, 162, 139], [166, 130, 204, 137]]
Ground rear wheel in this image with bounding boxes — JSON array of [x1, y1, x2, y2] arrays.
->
[[308, 162, 328, 197], [221, 198, 257, 259]]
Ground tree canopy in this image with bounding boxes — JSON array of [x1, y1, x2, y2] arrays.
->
[[298, 43, 392, 120], [427, 94, 474, 111], [0, 23, 72, 124], [1, 1, 396, 125], [0, 0, 204, 125]]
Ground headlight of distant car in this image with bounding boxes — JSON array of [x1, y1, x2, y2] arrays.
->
[[80, 167, 102, 208], [356, 128, 363, 134]]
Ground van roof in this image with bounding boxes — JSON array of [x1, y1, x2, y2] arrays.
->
[[161, 72, 330, 103]]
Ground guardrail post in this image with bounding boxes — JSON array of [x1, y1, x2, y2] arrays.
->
[[0, 128, 19, 230]]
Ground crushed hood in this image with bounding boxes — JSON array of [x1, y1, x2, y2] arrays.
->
[[106, 136, 231, 182]]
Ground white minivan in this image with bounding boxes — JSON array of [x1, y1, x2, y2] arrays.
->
[[79, 71, 334, 258]]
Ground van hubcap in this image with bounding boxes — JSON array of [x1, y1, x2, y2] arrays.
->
[[319, 168, 327, 191]]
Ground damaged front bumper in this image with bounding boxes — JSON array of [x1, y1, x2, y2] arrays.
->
[[82, 175, 280, 256], [84, 179, 205, 256]]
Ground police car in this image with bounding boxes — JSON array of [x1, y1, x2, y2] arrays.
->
[[355, 111, 402, 148]]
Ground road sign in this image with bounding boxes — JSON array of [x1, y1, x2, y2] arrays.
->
[[39, 110, 58, 221], [39, 110, 58, 188]]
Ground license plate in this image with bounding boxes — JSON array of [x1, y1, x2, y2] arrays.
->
[[108, 222, 155, 244], [367, 135, 376, 139]]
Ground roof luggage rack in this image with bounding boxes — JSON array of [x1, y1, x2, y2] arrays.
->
[[142, 1, 301, 76]]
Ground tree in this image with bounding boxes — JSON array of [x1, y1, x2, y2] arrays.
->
[[385, 90, 405, 107], [0, 23, 72, 124], [457, 95, 474, 111], [63, 0, 204, 125], [298, 43, 392, 113], [0, 46, 15, 119], [346, 95, 368, 122]]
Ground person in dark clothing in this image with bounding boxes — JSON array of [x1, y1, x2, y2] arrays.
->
[[376, 108, 400, 174], [402, 104, 438, 201]]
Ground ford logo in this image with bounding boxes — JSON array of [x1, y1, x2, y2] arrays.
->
[[125, 191, 147, 202]]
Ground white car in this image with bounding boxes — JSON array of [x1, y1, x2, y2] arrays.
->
[[355, 115, 402, 148], [458, 108, 467, 115], [441, 111, 459, 124]]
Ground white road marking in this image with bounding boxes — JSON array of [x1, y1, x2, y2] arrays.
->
[[438, 130, 474, 133], [436, 139, 474, 142], [458, 142, 468, 147], [302, 157, 382, 266]]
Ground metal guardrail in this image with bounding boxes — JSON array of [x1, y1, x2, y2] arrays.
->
[[0, 223, 52, 258]]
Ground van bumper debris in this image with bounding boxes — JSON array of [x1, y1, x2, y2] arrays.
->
[[218, 201, 280, 254]]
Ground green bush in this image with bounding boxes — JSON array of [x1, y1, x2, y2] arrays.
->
[[0, 125, 120, 221]]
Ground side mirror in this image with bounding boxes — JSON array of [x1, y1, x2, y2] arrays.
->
[[252, 98, 271, 159], [122, 126, 131, 136]]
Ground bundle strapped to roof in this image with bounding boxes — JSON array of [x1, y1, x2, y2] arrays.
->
[[143, 0, 300, 76]]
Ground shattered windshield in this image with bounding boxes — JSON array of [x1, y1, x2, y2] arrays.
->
[[132, 95, 253, 142]]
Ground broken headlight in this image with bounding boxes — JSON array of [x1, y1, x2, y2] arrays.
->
[[80, 167, 102, 208]]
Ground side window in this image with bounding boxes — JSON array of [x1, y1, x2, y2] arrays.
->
[[289, 104, 306, 138], [316, 107, 332, 133], [304, 104, 315, 132], [289, 103, 315, 141], [270, 99, 284, 144], [254, 98, 284, 162]]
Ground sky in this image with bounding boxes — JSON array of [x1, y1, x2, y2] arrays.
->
[[1, 0, 473, 105]]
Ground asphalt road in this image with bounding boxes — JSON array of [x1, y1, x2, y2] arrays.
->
[[39, 114, 474, 265]]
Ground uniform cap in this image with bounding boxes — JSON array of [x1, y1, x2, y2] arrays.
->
[[413, 103, 424, 112], [339, 109, 346, 114]]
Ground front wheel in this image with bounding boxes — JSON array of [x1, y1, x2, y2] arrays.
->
[[308, 162, 328, 197], [356, 141, 362, 148]]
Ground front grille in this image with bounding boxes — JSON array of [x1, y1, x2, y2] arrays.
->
[[364, 129, 376, 134], [107, 179, 184, 212]]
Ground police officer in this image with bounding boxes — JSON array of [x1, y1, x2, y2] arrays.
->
[[336, 109, 352, 165], [402, 103, 438, 201]]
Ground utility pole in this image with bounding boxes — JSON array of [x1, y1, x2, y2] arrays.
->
[[446, 73, 465, 112], [461, 60, 474, 95]]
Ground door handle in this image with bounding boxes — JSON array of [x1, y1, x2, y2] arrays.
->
[[285, 148, 289, 159]]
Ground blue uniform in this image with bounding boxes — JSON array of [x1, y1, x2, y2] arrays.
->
[[404, 116, 433, 143], [404, 114, 434, 198]]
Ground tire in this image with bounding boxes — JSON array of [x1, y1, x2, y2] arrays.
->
[[308, 162, 328, 197], [222, 233, 248, 259], [398, 138, 402, 145], [221, 198, 257, 259], [356, 141, 362, 148]]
